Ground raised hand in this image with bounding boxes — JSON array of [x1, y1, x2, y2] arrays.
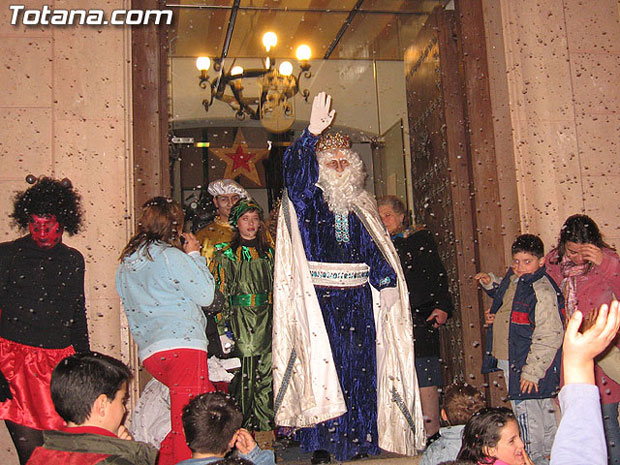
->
[[581, 243, 604, 266], [308, 91, 336, 136], [563, 300, 620, 385], [182, 232, 201, 254], [234, 428, 257, 454], [117, 424, 133, 441]]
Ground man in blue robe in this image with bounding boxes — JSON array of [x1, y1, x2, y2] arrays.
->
[[272, 93, 424, 463]]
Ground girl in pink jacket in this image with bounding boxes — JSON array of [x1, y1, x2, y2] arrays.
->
[[545, 214, 620, 465]]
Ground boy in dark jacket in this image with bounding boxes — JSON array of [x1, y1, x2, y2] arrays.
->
[[27, 352, 157, 465], [177, 391, 275, 465], [475, 234, 564, 465]]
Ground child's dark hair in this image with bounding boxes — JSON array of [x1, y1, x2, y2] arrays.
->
[[11, 176, 83, 235], [457, 407, 517, 464], [51, 352, 132, 424], [551, 214, 614, 264], [442, 382, 486, 426], [511, 234, 544, 258], [182, 391, 243, 454]]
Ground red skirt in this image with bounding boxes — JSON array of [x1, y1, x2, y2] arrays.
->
[[0, 337, 74, 430]]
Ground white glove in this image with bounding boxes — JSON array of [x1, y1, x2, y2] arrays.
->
[[380, 286, 399, 311], [308, 91, 336, 136]]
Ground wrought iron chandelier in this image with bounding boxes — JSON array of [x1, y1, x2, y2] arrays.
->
[[196, 32, 312, 129]]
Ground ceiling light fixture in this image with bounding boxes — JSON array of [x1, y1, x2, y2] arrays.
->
[[196, 32, 312, 132]]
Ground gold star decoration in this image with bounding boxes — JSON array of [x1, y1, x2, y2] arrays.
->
[[209, 130, 269, 186]]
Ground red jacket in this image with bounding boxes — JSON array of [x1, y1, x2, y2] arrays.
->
[[27, 427, 158, 465]]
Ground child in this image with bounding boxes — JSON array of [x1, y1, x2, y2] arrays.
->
[[457, 407, 531, 465], [210, 199, 274, 435], [475, 234, 564, 465], [27, 352, 157, 465], [420, 382, 486, 465], [177, 391, 275, 465]]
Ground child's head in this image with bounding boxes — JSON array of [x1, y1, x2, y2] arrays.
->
[[228, 199, 272, 255], [458, 407, 526, 465], [182, 391, 243, 455], [441, 382, 486, 426], [556, 214, 612, 265], [511, 234, 545, 277], [51, 352, 132, 432]]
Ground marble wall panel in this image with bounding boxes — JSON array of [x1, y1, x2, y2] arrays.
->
[[571, 52, 620, 116], [0, 108, 52, 177], [0, 37, 52, 107], [53, 25, 126, 121], [563, 0, 620, 53], [53, 118, 130, 302], [582, 174, 620, 250], [576, 113, 620, 176], [0, 0, 51, 37], [494, 0, 619, 248]]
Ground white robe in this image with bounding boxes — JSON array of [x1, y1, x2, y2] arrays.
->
[[272, 189, 425, 456]]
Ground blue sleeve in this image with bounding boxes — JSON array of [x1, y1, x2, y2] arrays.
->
[[164, 249, 215, 307], [550, 384, 606, 465], [283, 128, 320, 210], [240, 445, 276, 465], [362, 228, 396, 290]]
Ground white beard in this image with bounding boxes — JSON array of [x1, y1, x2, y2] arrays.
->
[[317, 155, 365, 215]]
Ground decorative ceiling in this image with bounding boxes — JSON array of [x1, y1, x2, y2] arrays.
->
[[165, 0, 446, 61]]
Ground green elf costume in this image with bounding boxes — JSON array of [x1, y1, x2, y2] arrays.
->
[[210, 199, 275, 432]]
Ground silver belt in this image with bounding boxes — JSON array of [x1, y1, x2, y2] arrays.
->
[[307, 261, 369, 288]]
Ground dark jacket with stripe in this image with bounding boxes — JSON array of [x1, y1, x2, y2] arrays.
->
[[481, 265, 564, 400]]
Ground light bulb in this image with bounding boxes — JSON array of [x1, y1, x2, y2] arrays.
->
[[262, 31, 278, 52], [195, 56, 211, 71], [295, 44, 311, 61], [279, 61, 293, 76], [231, 66, 244, 76]]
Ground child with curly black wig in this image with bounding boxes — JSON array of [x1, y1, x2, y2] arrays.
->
[[0, 176, 89, 464]]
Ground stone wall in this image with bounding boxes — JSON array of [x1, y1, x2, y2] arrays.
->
[[0, 2, 134, 461], [486, 0, 620, 250]]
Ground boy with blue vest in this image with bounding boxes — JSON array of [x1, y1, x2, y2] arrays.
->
[[475, 234, 564, 465]]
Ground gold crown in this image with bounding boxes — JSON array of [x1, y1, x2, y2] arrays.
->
[[317, 132, 351, 152]]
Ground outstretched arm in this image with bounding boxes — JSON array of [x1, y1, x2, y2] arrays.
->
[[550, 301, 620, 465], [283, 92, 335, 203]]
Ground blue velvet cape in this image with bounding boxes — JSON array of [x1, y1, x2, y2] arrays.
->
[[283, 129, 396, 460]]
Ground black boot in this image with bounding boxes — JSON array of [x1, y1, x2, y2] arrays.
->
[[311, 450, 331, 464]]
